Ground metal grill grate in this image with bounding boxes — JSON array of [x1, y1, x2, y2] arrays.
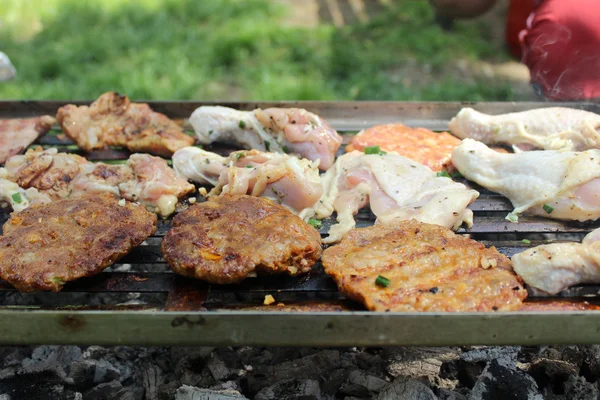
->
[[2, 100, 600, 347]]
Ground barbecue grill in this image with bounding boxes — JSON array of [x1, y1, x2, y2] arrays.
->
[[2, 100, 600, 347]]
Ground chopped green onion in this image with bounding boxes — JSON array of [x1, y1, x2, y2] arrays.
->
[[451, 171, 463, 179], [364, 145, 386, 155], [522, 239, 531, 244], [245, 165, 253, 169], [543, 204, 554, 214], [239, 120, 246, 129], [282, 145, 289, 154], [236, 153, 245, 160], [308, 218, 322, 228], [11, 192, 22, 204], [506, 213, 518, 223], [375, 275, 390, 288], [264, 141, 271, 151], [436, 171, 452, 178]]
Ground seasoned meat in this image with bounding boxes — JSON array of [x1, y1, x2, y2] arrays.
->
[[452, 138, 600, 222], [4, 147, 194, 216], [0, 193, 157, 292], [0, 115, 55, 164], [346, 124, 461, 172], [449, 107, 600, 152], [189, 106, 343, 170], [173, 147, 323, 218], [315, 151, 478, 243], [57, 92, 194, 157], [322, 220, 526, 312], [162, 195, 322, 284]]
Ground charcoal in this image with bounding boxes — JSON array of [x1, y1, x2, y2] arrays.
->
[[387, 347, 459, 380], [0, 395, 11, 400], [143, 363, 165, 400], [69, 361, 97, 390], [436, 388, 468, 400], [0, 347, 29, 367], [528, 359, 578, 395], [254, 379, 321, 400], [580, 345, 600, 383], [158, 381, 181, 400], [377, 377, 437, 400], [83, 381, 123, 400], [461, 346, 520, 365], [210, 380, 243, 392], [83, 346, 109, 360], [469, 359, 543, 400], [342, 370, 388, 394], [174, 385, 249, 400], [114, 386, 145, 400], [355, 351, 386, 375], [207, 353, 236, 381], [559, 375, 599, 400], [247, 350, 340, 394], [321, 368, 351, 395]]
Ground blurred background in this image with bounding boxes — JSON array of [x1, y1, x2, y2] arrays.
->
[[0, 0, 535, 101]]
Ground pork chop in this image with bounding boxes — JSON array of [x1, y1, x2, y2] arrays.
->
[[322, 220, 526, 312]]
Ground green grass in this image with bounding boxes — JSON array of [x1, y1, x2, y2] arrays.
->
[[0, 0, 515, 101]]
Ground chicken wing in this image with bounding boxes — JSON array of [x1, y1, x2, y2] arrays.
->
[[315, 151, 479, 243], [512, 228, 600, 294], [4, 147, 194, 216], [0, 115, 55, 164], [189, 106, 343, 170], [173, 147, 322, 218], [449, 107, 600, 151], [452, 138, 600, 222], [57, 92, 195, 157]]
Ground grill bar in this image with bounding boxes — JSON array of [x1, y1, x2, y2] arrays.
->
[[3, 100, 600, 346]]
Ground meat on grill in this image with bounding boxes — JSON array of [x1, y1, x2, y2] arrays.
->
[[314, 151, 478, 243], [162, 195, 322, 284], [512, 227, 600, 294], [189, 106, 343, 170], [0, 115, 55, 164], [452, 138, 600, 222], [56, 92, 195, 157], [173, 147, 323, 218], [449, 107, 600, 152], [322, 220, 527, 312], [4, 147, 194, 216], [346, 123, 461, 172], [0, 193, 156, 292]]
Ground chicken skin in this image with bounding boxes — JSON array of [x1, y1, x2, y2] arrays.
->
[[0, 115, 55, 164], [449, 107, 600, 151], [173, 147, 322, 218], [452, 139, 600, 222], [189, 106, 343, 170], [315, 151, 479, 243]]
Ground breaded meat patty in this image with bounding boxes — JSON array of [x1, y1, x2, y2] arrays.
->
[[322, 220, 526, 312], [0, 193, 157, 292], [162, 195, 322, 284]]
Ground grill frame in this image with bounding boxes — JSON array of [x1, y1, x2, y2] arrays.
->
[[2, 99, 600, 346]]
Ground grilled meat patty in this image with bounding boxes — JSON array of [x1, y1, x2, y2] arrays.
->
[[322, 220, 526, 312], [162, 195, 322, 284], [0, 193, 157, 292], [57, 92, 194, 157]]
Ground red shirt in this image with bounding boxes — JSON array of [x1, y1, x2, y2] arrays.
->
[[513, 0, 600, 100]]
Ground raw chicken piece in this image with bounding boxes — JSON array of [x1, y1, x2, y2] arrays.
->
[[452, 139, 600, 222], [512, 228, 600, 294], [314, 151, 479, 243], [449, 107, 600, 151], [0, 115, 55, 164], [57, 92, 194, 157], [189, 106, 343, 170], [173, 147, 322, 218], [4, 147, 194, 217]]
